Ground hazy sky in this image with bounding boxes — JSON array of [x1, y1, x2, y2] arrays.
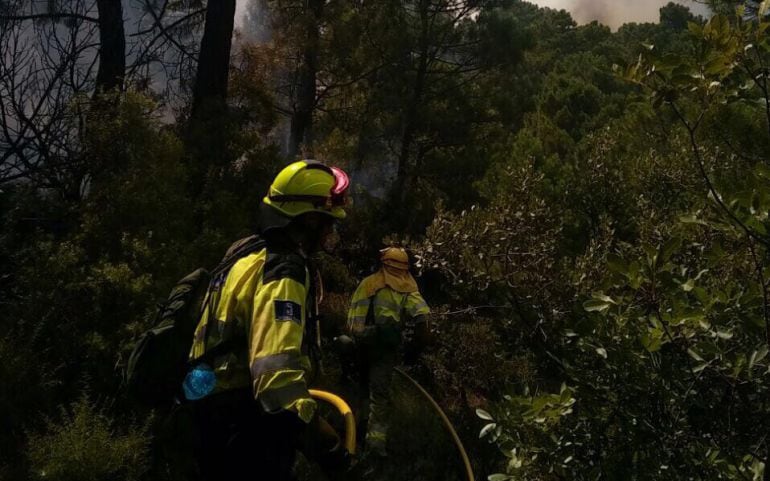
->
[[514, 0, 709, 29], [235, 0, 710, 31]]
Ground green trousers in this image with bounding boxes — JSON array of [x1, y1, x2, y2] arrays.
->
[[359, 324, 402, 457]]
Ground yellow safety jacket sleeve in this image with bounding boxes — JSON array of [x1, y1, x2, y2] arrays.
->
[[347, 278, 372, 335], [249, 250, 313, 414], [405, 291, 430, 318]]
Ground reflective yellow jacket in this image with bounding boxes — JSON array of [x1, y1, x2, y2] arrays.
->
[[189, 243, 314, 414], [347, 274, 430, 336]]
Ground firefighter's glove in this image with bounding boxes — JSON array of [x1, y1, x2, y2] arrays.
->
[[294, 397, 317, 424]]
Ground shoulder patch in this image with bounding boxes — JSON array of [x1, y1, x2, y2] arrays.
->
[[274, 300, 302, 324], [263, 250, 306, 285]]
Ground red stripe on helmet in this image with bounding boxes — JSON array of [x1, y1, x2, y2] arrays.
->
[[330, 166, 350, 196]]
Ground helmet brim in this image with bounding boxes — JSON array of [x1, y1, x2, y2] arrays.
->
[[329, 206, 347, 219]]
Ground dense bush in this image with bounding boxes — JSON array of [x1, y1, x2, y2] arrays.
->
[[26, 396, 150, 481], [412, 12, 770, 480]]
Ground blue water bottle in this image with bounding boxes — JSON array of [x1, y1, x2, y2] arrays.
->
[[182, 363, 217, 400]]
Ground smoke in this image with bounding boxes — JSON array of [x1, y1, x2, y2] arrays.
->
[[531, 0, 710, 29], [234, 0, 272, 44], [234, 0, 710, 34]]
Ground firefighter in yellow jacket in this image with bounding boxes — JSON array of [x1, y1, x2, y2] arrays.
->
[[347, 247, 431, 463], [186, 160, 350, 481]]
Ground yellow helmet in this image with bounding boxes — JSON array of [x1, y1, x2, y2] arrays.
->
[[380, 247, 410, 270], [262, 160, 350, 221]]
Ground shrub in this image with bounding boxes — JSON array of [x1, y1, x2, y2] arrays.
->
[[26, 396, 150, 481]]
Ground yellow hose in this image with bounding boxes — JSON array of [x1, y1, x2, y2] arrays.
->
[[394, 368, 476, 481], [309, 389, 357, 455]]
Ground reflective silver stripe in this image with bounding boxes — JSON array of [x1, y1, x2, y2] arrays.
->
[[373, 299, 403, 313], [350, 298, 372, 308], [349, 317, 367, 333], [259, 381, 310, 412], [348, 317, 367, 334], [412, 301, 429, 312], [250, 352, 304, 379]]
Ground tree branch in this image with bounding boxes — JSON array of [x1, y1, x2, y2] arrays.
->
[[748, 240, 770, 345], [670, 101, 770, 246], [0, 13, 98, 23]]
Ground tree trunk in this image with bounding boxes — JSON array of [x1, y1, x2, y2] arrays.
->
[[288, 0, 323, 159], [191, 0, 237, 119], [393, 0, 430, 208], [94, 0, 125, 94]]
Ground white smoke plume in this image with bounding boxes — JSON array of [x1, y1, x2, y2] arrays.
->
[[526, 0, 709, 29], [235, 0, 709, 34]]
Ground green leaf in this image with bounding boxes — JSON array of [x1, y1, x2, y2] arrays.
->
[[584, 299, 611, 312], [707, 449, 720, 463], [596, 347, 608, 359], [641, 328, 664, 352], [659, 237, 681, 264], [694, 269, 710, 281], [507, 456, 523, 470], [704, 56, 729, 76], [706, 15, 730, 40], [592, 292, 616, 304], [692, 287, 711, 305], [756, 346, 769, 363], [716, 330, 733, 340], [760, 37, 770, 54], [732, 354, 746, 378], [680, 214, 710, 226], [674, 310, 705, 326], [682, 279, 695, 292], [693, 363, 709, 373], [760, 0, 769, 18], [688, 348, 705, 362], [476, 408, 494, 421], [644, 244, 658, 268], [749, 346, 769, 369], [479, 423, 497, 438], [488, 474, 509, 481]]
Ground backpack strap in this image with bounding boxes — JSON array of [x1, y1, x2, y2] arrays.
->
[[365, 292, 376, 326], [305, 263, 323, 380], [212, 235, 266, 279], [194, 236, 266, 364]]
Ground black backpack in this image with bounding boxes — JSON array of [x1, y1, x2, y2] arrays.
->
[[123, 235, 265, 408]]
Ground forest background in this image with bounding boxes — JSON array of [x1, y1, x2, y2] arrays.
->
[[1, 0, 770, 480]]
